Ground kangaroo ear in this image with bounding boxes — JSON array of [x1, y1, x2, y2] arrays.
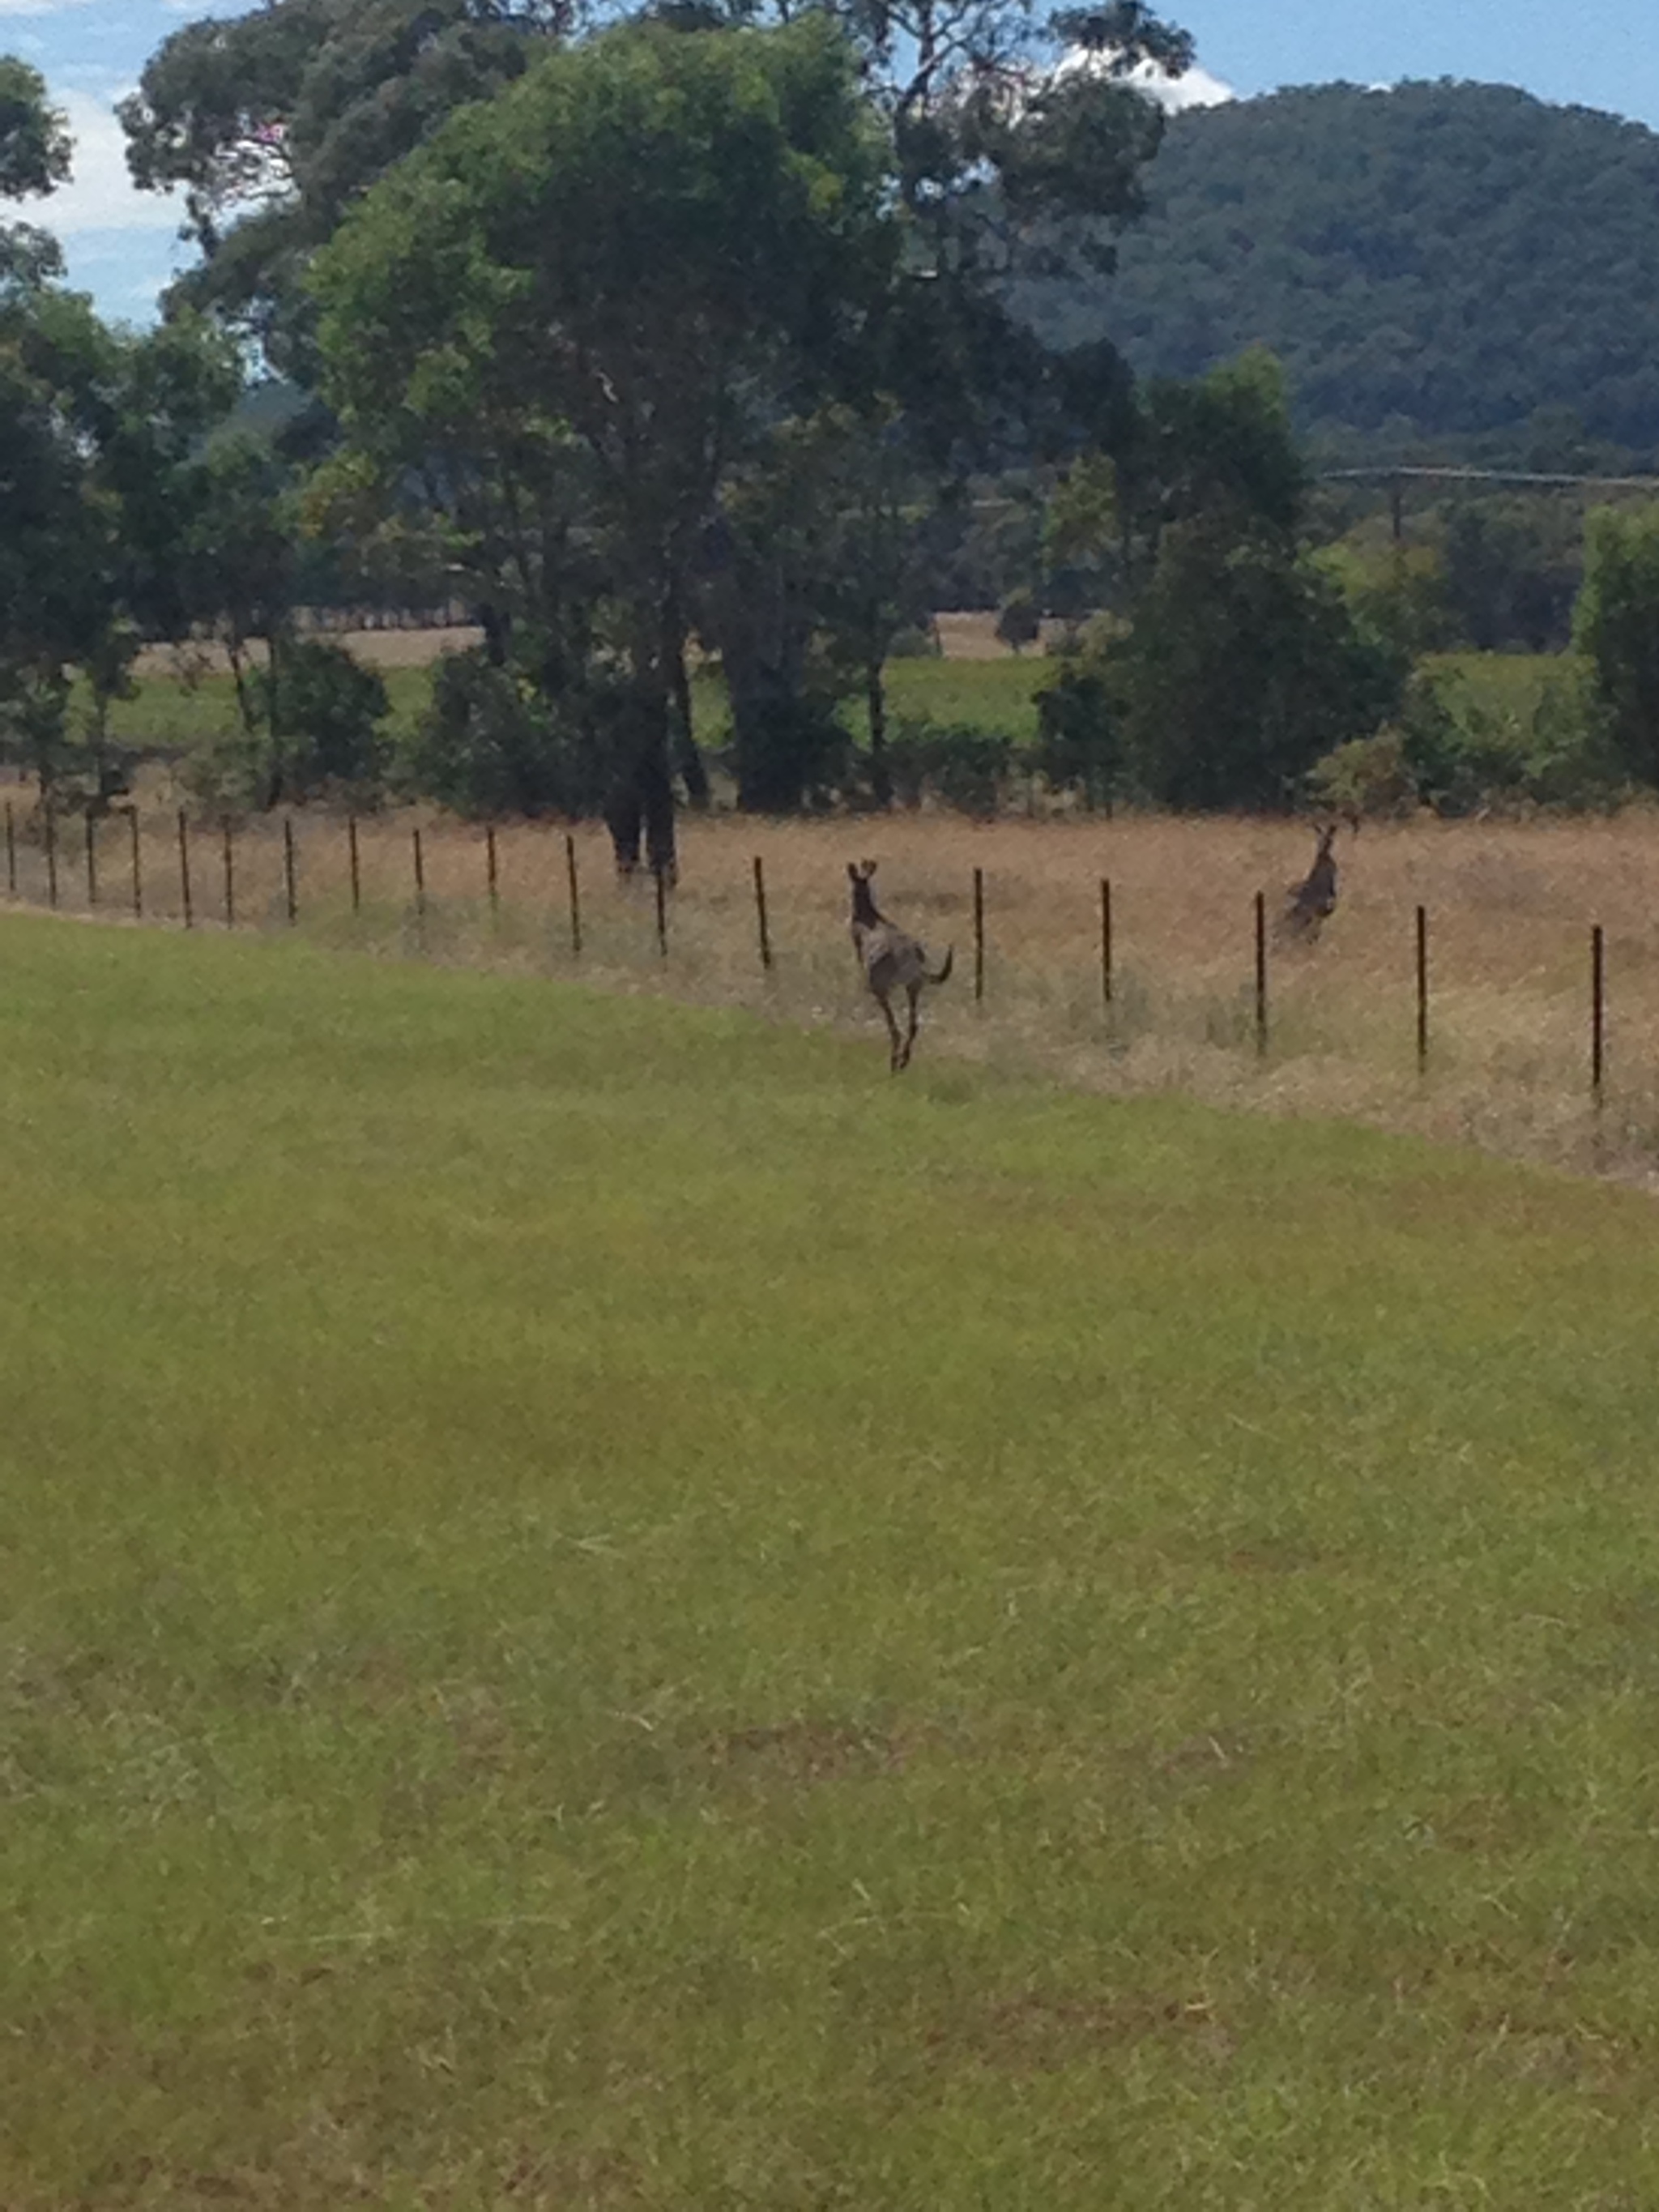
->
[[847, 863, 860, 883]]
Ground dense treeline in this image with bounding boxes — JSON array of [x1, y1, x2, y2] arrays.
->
[[1027, 80, 1659, 463], [8, 15, 1659, 849]]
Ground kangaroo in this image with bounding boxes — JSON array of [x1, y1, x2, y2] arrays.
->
[[1279, 822, 1347, 943], [847, 860, 954, 1073]]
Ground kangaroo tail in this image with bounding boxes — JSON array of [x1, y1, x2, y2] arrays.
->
[[929, 945, 955, 986]]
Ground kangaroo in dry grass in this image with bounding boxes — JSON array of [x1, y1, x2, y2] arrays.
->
[[847, 860, 954, 1072], [1279, 819, 1354, 944]]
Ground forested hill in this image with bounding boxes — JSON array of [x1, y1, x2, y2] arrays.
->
[[1023, 80, 1659, 463]]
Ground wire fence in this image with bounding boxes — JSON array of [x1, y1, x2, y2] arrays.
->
[[0, 798, 1628, 1119]]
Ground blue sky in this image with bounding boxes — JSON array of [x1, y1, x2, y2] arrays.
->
[[6, 0, 1659, 324]]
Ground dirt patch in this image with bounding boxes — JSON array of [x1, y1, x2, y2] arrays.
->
[[133, 626, 484, 680], [930, 1988, 1235, 2072], [705, 1716, 909, 1783], [932, 610, 1064, 660]]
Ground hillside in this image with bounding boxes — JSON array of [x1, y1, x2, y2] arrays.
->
[[1020, 80, 1659, 461]]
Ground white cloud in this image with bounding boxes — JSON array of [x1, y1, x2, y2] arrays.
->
[[0, 2, 95, 14], [1052, 47, 1236, 113], [23, 84, 181, 234], [1134, 62, 1235, 113]]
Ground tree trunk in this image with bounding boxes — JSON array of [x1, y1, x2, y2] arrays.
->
[[866, 656, 892, 808], [261, 633, 286, 811], [604, 685, 677, 882], [476, 601, 510, 668], [668, 629, 710, 809]]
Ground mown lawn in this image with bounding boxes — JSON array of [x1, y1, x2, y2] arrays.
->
[[5, 914, 1659, 2206]]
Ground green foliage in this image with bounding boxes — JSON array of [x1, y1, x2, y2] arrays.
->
[[403, 647, 609, 819], [0, 55, 70, 201], [994, 588, 1042, 654], [1308, 661, 1624, 818], [181, 639, 391, 812], [1441, 497, 1584, 653], [1036, 81, 1659, 455], [1573, 506, 1659, 786], [1130, 348, 1308, 543], [1022, 351, 1411, 810], [0, 271, 241, 798], [1031, 656, 1123, 806], [1320, 539, 1457, 659], [119, 0, 570, 365], [885, 715, 1017, 814], [264, 638, 390, 793], [313, 15, 900, 860], [1110, 523, 1405, 809]]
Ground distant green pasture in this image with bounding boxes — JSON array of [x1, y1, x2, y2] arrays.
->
[[104, 643, 1574, 770], [5, 915, 1659, 2206], [103, 646, 1047, 762]]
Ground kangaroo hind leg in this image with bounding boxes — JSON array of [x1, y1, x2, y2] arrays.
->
[[898, 980, 922, 1070], [877, 989, 905, 1073]]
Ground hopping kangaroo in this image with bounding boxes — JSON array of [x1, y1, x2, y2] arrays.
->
[[1279, 821, 1350, 943], [847, 860, 954, 1073]]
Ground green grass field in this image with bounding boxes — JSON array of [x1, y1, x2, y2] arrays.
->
[[7, 915, 1659, 2206], [106, 645, 1556, 770], [105, 647, 1053, 759]]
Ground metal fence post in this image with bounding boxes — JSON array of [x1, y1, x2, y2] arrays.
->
[[753, 855, 773, 971], [1254, 892, 1268, 1057], [177, 810, 193, 929]]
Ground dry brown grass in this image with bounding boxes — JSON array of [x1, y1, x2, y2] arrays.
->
[[131, 625, 488, 678], [14, 799, 1659, 1187]]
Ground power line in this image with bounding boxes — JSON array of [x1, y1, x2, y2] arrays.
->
[[1320, 466, 1659, 489], [1319, 464, 1659, 541]]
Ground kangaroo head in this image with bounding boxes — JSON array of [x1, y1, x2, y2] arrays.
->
[[847, 859, 884, 929]]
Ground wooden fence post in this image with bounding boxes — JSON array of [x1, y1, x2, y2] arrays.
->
[[412, 826, 425, 927], [222, 818, 235, 929], [654, 863, 668, 959], [4, 802, 14, 897], [284, 817, 297, 925], [348, 815, 361, 915], [84, 813, 97, 909], [1592, 924, 1606, 1104], [1100, 877, 1113, 1010], [45, 803, 58, 910], [128, 807, 142, 918], [486, 823, 499, 921]]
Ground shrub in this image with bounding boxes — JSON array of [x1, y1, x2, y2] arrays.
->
[[885, 717, 1017, 817], [1308, 664, 1628, 818], [1031, 661, 1124, 809], [1574, 506, 1659, 784], [262, 638, 390, 796], [402, 649, 610, 819], [994, 591, 1042, 655]]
